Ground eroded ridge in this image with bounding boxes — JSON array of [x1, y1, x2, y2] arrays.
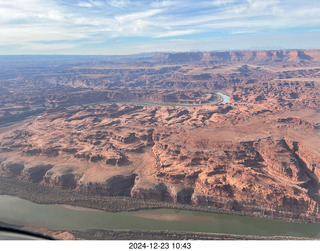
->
[[1, 100, 320, 221], [1, 50, 320, 222]]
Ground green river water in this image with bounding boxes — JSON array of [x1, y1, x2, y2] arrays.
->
[[0, 195, 320, 238]]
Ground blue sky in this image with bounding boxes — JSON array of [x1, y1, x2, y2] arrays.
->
[[0, 0, 320, 54]]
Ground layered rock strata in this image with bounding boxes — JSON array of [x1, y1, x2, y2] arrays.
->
[[1, 50, 320, 222], [1, 101, 319, 221]]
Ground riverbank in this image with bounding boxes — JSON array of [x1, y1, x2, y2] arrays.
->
[[68, 229, 312, 240], [1, 177, 320, 240], [10, 224, 313, 240], [0, 176, 317, 225]]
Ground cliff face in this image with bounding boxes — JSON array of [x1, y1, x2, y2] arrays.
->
[[155, 50, 320, 63], [1, 51, 320, 222], [1, 100, 320, 221]]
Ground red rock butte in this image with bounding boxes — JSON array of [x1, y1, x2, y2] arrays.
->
[[0, 49, 320, 222]]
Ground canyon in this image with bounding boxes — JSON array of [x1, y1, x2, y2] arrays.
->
[[1, 49, 320, 223]]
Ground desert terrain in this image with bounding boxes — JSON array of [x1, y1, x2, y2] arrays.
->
[[1, 50, 320, 226]]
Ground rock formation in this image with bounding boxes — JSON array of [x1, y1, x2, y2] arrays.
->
[[0, 50, 320, 221]]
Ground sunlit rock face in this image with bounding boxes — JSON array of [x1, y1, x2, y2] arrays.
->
[[1, 50, 320, 221]]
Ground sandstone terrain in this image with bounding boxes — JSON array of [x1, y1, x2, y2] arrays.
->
[[1, 50, 320, 222]]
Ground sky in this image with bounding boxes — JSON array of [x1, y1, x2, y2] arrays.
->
[[0, 0, 320, 55]]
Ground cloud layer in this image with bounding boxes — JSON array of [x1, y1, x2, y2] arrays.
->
[[0, 0, 320, 54]]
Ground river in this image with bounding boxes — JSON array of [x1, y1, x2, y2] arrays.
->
[[216, 91, 230, 104], [97, 91, 230, 108], [0, 195, 319, 238]]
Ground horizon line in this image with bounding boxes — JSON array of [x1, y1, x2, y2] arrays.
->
[[1, 48, 320, 57]]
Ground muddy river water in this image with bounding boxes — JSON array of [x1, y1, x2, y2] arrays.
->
[[0, 195, 320, 238]]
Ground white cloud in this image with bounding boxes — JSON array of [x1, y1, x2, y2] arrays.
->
[[0, 0, 66, 22], [150, 0, 179, 8], [115, 9, 163, 23], [88, 0, 104, 7], [155, 29, 197, 38], [0, 25, 88, 45], [108, 0, 130, 8], [22, 42, 76, 51], [78, 2, 93, 8], [45, 10, 65, 21], [0, 0, 320, 53], [210, 0, 238, 6]]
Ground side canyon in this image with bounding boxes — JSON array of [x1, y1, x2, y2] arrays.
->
[[1, 50, 320, 222]]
